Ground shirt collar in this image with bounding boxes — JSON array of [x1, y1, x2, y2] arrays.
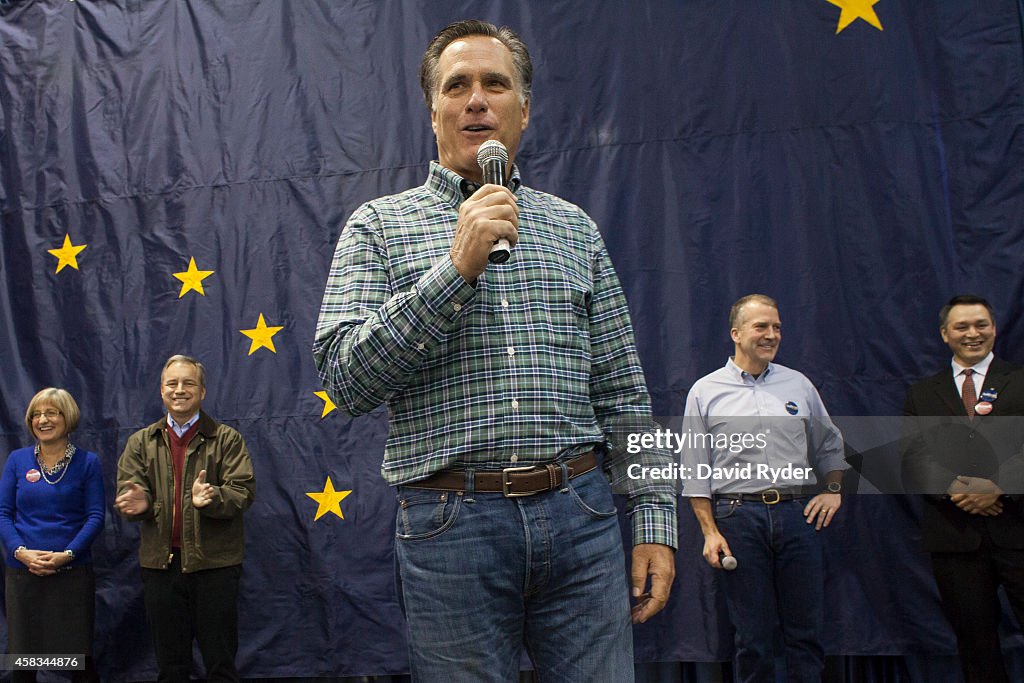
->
[[952, 351, 993, 378], [726, 357, 773, 383], [167, 412, 200, 434], [425, 161, 523, 208]]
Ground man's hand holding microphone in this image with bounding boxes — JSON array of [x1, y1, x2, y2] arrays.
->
[[450, 141, 518, 283]]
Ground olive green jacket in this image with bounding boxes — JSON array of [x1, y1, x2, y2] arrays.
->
[[116, 412, 255, 572]]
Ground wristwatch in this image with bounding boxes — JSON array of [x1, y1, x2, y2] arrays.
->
[[826, 482, 842, 494], [64, 549, 75, 560]]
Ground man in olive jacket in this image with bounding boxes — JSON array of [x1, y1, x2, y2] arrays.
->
[[116, 355, 256, 683]]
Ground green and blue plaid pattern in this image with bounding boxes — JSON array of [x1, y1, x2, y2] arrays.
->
[[314, 163, 676, 547]]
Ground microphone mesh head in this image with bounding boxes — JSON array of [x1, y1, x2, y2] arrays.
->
[[476, 140, 508, 167]]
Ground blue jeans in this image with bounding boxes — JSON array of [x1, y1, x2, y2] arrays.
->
[[394, 466, 634, 682], [714, 497, 824, 683]]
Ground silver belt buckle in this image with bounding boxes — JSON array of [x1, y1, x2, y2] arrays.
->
[[502, 466, 539, 497]]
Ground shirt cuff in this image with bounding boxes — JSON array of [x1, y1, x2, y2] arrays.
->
[[629, 504, 678, 549], [415, 256, 476, 322], [680, 478, 711, 498], [816, 457, 851, 476]]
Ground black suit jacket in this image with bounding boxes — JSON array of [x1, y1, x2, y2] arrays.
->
[[902, 357, 1024, 552]]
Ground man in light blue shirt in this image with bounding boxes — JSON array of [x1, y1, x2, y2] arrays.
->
[[682, 294, 848, 683]]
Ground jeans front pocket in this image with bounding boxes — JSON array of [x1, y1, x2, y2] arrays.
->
[[567, 468, 618, 519], [395, 488, 462, 541], [713, 498, 740, 520]]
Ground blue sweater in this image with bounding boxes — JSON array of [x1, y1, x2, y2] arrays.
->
[[0, 446, 106, 568]]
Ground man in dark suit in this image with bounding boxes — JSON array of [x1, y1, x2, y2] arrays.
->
[[903, 294, 1024, 683]]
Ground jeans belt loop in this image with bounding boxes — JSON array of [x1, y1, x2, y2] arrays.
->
[[558, 461, 570, 493], [464, 469, 475, 502]]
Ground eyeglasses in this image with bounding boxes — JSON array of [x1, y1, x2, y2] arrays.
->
[[30, 410, 62, 421]]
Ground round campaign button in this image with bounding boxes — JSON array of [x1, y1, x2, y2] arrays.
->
[[979, 388, 998, 402], [25, 469, 40, 483], [975, 401, 993, 416], [785, 401, 799, 415]]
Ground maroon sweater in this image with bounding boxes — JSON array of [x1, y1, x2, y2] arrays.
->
[[167, 421, 200, 549]]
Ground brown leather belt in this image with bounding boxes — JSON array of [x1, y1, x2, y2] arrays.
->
[[405, 451, 597, 497]]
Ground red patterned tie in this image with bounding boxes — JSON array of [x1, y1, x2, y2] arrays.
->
[[962, 368, 977, 418]]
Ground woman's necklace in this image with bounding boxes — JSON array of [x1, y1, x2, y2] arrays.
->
[[35, 442, 75, 485]]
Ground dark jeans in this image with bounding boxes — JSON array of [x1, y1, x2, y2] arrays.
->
[[714, 497, 825, 683], [394, 466, 634, 682], [142, 555, 241, 683]]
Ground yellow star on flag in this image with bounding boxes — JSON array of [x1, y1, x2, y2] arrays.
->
[[314, 391, 337, 418], [240, 313, 284, 355], [173, 257, 215, 298], [306, 477, 352, 522], [47, 234, 87, 273], [827, 0, 883, 34]]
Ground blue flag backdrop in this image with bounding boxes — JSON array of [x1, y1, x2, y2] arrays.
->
[[2, 0, 1024, 680]]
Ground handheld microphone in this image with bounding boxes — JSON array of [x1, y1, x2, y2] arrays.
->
[[720, 554, 738, 571], [476, 140, 511, 264]]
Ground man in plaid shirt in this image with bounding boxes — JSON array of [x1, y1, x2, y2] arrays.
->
[[314, 19, 675, 682]]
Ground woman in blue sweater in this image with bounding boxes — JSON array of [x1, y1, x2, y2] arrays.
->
[[0, 388, 104, 682]]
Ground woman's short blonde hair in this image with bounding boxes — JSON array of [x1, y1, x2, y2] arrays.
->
[[24, 388, 81, 437]]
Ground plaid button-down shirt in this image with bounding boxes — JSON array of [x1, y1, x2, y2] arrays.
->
[[314, 162, 676, 547]]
